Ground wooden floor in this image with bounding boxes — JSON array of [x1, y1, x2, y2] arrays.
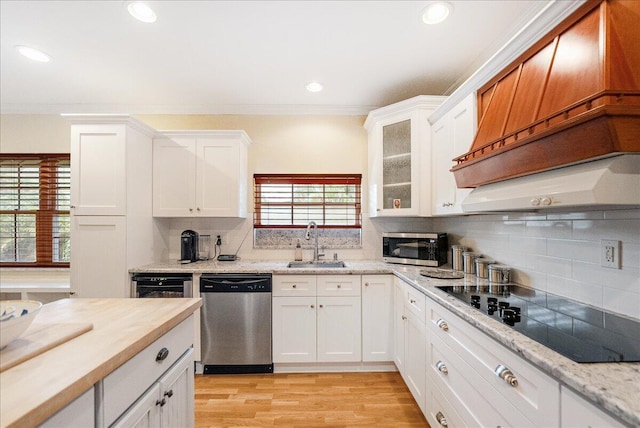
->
[[195, 371, 430, 428]]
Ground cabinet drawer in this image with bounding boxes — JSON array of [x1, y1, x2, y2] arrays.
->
[[427, 383, 468, 428], [103, 315, 194, 426], [403, 283, 426, 323], [429, 333, 534, 427], [317, 275, 361, 296], [426, 300, 559, 427], [273, 275, 317, 296]]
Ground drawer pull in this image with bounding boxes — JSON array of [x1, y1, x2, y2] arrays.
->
[[436, 411, 448, 427], [156, 398, 166, 407], [401, 315, 407, 321], [365, 282, 369, 286], [164, 389, 174, 398], [156, 347, 169, 362], [495, 364, 518, 387], [319, 304, 324, 308], [337, 284, 341, 288], [436, 319, 449, 332], [409, 298, 416, 304], [310, 304, 315, 308], [292, 284, 297, 288], [436, 360, 448, 375]]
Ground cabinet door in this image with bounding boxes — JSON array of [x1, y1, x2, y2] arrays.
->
[[111, 383, 161, 428], [561, 387, 625, 428], [196, 138, 244, 217], [393, 278, 406, 373], [70, 215, 127, 298], [272, 296, 317, 363], [432, 94, 475, 216], [152, 137, 197, 217], [159, 349, 195, 428], [70, 124, 126, 215], [362, 275, 393, 362], [405, 310, 427, 415], [317, 296, 361, 362], [39, 387, 94, 428]]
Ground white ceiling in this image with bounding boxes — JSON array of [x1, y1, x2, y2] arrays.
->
[[0, 0, 549, 115]]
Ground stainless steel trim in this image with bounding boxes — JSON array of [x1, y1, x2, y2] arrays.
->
[[382, 232, 440, 239], [383, 257, 439, 267]]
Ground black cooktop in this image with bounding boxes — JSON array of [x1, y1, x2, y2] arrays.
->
[[437, 284, 640, 363]]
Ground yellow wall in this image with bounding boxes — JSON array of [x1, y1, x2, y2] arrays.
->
[[0, 115, 70, 153]]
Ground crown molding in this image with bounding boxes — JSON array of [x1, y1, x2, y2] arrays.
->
[[2, 102, 378, 117]]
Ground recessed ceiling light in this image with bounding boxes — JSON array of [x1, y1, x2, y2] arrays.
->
[[422, 1, 452, 25], [127, 1, 157, 23], [15, 45, 51, 62], [306, 81, 323, 93]]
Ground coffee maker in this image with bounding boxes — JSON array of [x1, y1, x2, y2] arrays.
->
[[180, 230, 199, 263]]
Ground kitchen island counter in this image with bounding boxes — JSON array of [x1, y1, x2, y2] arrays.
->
[[131, 260, 640, 426], [0, 298, 201, 428]]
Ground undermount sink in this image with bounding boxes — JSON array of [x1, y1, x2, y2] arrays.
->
[[287, 261, 346, 268]]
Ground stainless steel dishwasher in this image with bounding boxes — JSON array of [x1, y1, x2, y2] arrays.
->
[[199, 273, 273, 374]]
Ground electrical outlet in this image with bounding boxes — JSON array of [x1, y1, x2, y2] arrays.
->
[[600, 239, 621, 269]]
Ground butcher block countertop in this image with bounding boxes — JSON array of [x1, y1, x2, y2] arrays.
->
[[0, 298, 201, 428]]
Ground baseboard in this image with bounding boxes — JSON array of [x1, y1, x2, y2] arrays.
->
[[274, 361, 398, 373]]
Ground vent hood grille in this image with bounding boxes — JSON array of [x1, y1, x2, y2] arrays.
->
[[461, 154, 640, 212]]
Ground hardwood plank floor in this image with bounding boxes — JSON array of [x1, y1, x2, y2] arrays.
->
[[195, 372, 430, 428]]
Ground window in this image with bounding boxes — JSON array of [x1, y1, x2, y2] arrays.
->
[[0, 154, 71, 267], [254, 174, 361, 228]]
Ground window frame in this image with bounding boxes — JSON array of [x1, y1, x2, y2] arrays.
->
[[0, 153, 71, 268], [253, 173, 362, 229]]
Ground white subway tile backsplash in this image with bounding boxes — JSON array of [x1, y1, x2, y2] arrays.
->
[[572, 219, 640, 243], [623, 243, 640, 269], [546, 275, 603, 309], [603, 287, 640, 319], [603, 208, 640, 220], [526, 254, 573, 278], [524, 220, 573, 239], [547, 239, 599, 264], [510, 236, 547, 256], [572, 261, 640, 293]]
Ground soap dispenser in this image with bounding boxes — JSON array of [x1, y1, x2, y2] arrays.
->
[[294, 239, 303, 261]]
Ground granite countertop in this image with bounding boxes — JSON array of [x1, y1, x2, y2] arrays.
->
[[132, 259, 640, 426], [0, 298, 202, 428]]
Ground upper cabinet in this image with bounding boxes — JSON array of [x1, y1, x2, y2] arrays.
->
[[365, 96, 446, 217], [153, 130, 252, 218], [431, 94, 476, 215]]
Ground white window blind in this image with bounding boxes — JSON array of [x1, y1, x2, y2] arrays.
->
[[254, 174, 362, 228], [0, 155, 70, 266]]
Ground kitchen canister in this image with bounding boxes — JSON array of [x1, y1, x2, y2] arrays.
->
[[451, 245, 468, 271], [474, 258, 496, 279], [462, 251, 482, 274], [488, 264, 512, 283]]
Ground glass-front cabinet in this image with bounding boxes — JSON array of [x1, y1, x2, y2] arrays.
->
[[365, 96, 446, 217]]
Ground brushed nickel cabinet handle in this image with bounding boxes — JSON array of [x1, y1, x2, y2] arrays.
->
[[436, 360, 448, 375], [436, 318, 449, 332], [436, 411, 448, 427]]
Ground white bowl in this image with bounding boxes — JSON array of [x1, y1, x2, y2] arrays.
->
[[0, 303, 16, 321], [0, 300, 43, 349]]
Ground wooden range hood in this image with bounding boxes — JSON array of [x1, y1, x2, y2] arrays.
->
[[452, 0, 640, 189]]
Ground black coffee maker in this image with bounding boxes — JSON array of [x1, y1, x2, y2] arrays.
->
[[180, 230, 199, 263]]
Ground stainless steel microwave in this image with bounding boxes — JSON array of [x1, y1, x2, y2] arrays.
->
[[382, 232, 448, 267]]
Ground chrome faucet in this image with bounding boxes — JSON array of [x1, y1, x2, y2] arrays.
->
[[305, 221, 324, 262]]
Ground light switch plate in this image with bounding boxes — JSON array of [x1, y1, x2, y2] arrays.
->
[[600, 239, 621, 269]]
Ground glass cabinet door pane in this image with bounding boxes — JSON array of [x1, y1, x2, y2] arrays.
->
[[382, 120, 411, 209]]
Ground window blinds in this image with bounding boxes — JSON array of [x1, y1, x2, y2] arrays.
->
[[0, 155, 70, 266], [254, 174, 361, 228]]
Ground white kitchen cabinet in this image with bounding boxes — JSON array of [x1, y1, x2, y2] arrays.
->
[[365, 96, 446, 217], [111, 348, 194, 428], [425, 298, 559, 427], [431, 93, 475, 215], [272, 275, 361, 363], [38, 387, 94, 428], [560, 386, 625, 428], [402, 282, 427, 415], [103, 315, 194, 428], [66, 115, 157, 298], [393, 277, 406, 374], [361, 275, 394, 362], [152, 130, 252, 218], [272, 296, 317, 363]]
